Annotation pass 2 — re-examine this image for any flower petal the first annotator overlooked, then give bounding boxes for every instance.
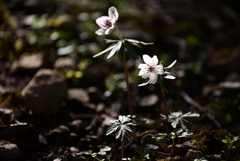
[105,26,114,35]
[139,69,150,79]
[142,54,152,64]
[166,60,177,69]
[149,73,158,84]
[96,16,111,29]
[155,64,164,75]
[138,63,147,69]
[108,6,119,21]
[95,29,106,35]
[138,80,150,86]
[152,55,159,64]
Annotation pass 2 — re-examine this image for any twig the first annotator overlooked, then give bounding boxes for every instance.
[181,91,222,128]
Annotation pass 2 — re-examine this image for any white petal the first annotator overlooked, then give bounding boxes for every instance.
[149,74,158,84]
[165,75,175,79]
[139,70,150,79]
[155,64,164,75]
[138,80,150,86]
[105,26,114,35]
[108,6,119,21]
[166,60,177,69]
[152,55,159,64]
[96,16,110,29]
[142,54,152,64]
[95,29,106,35]
[138,63,147,69]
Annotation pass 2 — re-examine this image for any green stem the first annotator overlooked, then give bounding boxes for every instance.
[121,141,124,160]
[171,137,175,160]
[122,51,133,115]
[115,25,124,42]
[161,87,168,133]
[117,25,137,143]
[122,47,137,143]
[106,155,111,161]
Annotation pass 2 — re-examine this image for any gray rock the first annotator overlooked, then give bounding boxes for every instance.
[139,94,159,107]
[54,57,77,69]
[21,69,67,114]
[11,52,47,75]
[69,119,84,132]
[0,141,21,160]
[184,149,203,161]
[51,125,70,135]
[67,88,89,103]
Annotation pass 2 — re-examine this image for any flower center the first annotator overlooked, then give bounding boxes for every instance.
[105,20,112,28]
[147,64,156,73]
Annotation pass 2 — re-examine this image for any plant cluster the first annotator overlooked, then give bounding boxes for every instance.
[84,6,202,161]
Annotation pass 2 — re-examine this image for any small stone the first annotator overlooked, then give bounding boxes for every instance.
[96,103,105,113]
[0,141,21,160]
[21,69,67,114]
[69,119,83,131]
[67,88,89,103]
[54,57,76,69]
[184,149,203,161]
[11,52,47,75]
[51,125,70,135]
[140,94,159,107]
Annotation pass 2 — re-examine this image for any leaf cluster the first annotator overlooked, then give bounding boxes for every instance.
[222,135,239,150]
[161,111,200,131]
[84,145,111,161]
[154,128,193,143]
[93,39,153,59]
[106,115,148,143]
[155,111,200,143]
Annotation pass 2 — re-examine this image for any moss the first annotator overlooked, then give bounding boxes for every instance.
[0,90,26,120]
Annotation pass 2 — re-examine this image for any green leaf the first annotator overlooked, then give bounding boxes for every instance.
[91,152,97,157]
[98,151,107,155]
[106,115,147,143]
[98,145,111,152]
[125,39,154,46]
[233,136,239,142]
[93,45,115,58]
[154,133,172,143]
[222,139,228,144]
[167,111,200,130]
[134,148,143,156]
[157,78,168,93]
[123,41,139,59]
[105,39,119,43]
[107,41,122,59]
[84,150,92,155]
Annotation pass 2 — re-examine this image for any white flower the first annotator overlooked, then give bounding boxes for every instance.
[138,54,176,86]
[138,54,164,86]
[95,6,119,35]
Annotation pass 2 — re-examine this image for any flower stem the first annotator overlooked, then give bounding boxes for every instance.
[121,141,124,160]
[171,137,175,160]
[122,52,133,115]
[116,25,137,143]
[122,48,137,143]
[115,25,123,42]
[161,87,168,133]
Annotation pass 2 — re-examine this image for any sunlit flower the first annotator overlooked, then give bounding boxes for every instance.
[95,6,119,35]
[138,54,176,86]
